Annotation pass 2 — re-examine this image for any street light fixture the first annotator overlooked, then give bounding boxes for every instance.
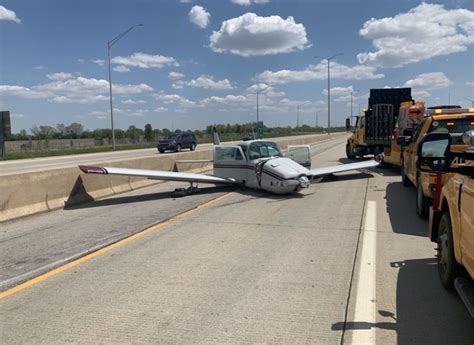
[108,23,143,150]
[315,53,343,135]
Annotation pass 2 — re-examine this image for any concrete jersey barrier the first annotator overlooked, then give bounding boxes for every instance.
[0,134,346,222]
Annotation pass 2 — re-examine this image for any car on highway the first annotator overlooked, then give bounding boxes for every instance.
[417,130,474,317]
[157,132,197,153]
[242,133,255,141]
[399,107,474,217]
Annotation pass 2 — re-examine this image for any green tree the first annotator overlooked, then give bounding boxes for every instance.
[144,123,153,142]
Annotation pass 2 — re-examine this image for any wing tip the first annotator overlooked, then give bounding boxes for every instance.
[79,165,108,174]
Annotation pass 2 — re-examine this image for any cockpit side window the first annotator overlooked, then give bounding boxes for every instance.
[248,142,282,160]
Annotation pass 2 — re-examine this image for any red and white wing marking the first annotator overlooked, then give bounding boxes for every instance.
[308,159,379,178]
[79,165,236,185]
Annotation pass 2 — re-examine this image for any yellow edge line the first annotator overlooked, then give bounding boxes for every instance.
[0,192,232,300]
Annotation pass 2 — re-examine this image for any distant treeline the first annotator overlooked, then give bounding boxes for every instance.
[8,122,345,142]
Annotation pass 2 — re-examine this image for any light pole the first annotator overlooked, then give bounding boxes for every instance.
[296,101,310,128]
[315,53,343,135]
[315,109,323,129]
[465,97,474,107]
[108,24,143,149]
[256,83,270,138]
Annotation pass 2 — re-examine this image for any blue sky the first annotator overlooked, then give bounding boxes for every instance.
[1,0,473,133]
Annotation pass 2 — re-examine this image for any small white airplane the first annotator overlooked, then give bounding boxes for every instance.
[79,130,379,195]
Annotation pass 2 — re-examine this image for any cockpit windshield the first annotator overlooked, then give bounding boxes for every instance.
[247,141,282,160]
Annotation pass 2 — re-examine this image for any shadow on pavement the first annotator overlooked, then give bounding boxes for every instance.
[332,258,474,344]
[64,185,233,210]
[385,181,427,237]
[319,172,373,183]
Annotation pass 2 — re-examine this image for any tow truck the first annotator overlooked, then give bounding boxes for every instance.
[417,130,474,318]
[399,107,474,217]
[346,88,423,166]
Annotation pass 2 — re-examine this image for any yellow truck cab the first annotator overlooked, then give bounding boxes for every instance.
[417,130,474,317]
[400,107,474,218]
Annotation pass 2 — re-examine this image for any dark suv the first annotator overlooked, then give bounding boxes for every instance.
[157,132,197,153]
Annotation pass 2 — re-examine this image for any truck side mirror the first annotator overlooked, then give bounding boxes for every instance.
[397,136,409,147]
[345,118,351,131]
[416,133,451,173]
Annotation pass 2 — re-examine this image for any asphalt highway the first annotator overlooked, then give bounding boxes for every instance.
[1,136,472,343]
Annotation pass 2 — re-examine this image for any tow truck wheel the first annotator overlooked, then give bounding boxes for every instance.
[416,177,429,218]
[346,142,356,159]
[401,162,410,187]
[437,212,458,289]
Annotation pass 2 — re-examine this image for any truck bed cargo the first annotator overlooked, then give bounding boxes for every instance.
[365,88,413,145]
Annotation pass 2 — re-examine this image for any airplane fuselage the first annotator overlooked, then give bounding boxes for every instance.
[213,141,311,194]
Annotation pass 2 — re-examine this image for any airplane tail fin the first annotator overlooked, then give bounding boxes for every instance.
[212,126,221,145]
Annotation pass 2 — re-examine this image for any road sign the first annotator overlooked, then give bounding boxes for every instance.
[257,121,264,138]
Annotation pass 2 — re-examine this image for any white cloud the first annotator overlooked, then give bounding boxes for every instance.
[91,59,105,67]
[188,5,210,29]
[111,52,178,69]
[0,75,153,104]
[322,86,354,102]
[412,90,432,99]
[11,113,25,118]
[169,72,185,80]
[154,107,168,112]
[231,0,270,5]
[0,5,21,23]
[246,83,285,98]
[77,58,85,64]
[466,81,474,86]
[126,109,150,117]
[34,65,45,70]
[210,13,310,56]
[180,0,192,3]
[403,72,452,90]
[113,65,130,73]
[257,60,384,85]
[200,94,252,107]
[185,75,234,90]
[154,93,199,109]
[121,99,146,104]
[357,3,474,67]
[46,72,75,81]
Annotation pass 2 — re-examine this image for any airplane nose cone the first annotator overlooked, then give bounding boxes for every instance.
[298,176,310,188]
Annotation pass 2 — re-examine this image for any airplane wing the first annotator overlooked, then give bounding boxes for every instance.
[308,159,379,178]
[79,165,236,185]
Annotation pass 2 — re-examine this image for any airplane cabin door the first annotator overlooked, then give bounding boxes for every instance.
[213,146,248,183]
[287,145,311,169]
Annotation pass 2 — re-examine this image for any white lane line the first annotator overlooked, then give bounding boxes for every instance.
[352,200,377,345]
